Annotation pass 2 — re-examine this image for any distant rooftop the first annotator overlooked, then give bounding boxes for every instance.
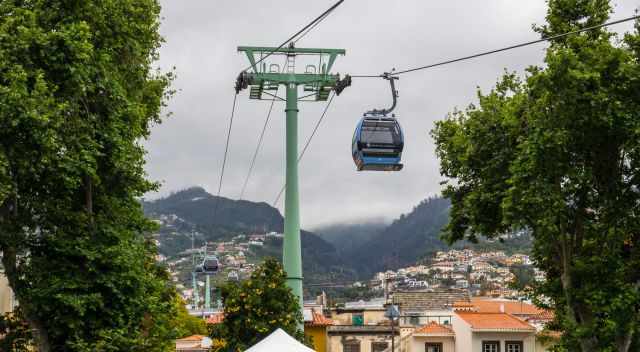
[393,289,470,312]
[343,297,386,310]
[414,321,455,336]
[456,312,535,331]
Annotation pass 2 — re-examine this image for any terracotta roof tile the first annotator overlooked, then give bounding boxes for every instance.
[456,312,535,331]
[206,313,224,325]
[454,297,552,318]
[414,322,454,335]
[305,309,333,327]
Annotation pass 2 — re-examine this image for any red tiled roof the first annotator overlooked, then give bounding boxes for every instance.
[456,312,535,331]
[527,310,555,321]
[454,297,552,318]
[206,313,224,325]
[305,309,333,327]
[414,322,454,335]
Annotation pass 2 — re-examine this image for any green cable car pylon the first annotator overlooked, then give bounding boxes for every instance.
[235,44,350,328]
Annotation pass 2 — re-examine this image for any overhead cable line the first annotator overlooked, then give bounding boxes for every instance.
[239,58,293,200]
[351,15,640,78]
[239,89,279,200]
[273,92,336,206]
[241,0,344,73]
[212,93,238,223]
[293,11,331,45]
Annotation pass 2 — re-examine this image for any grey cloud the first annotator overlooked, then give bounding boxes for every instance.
[145,0,638,227]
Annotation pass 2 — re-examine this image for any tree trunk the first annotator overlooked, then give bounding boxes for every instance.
[84,174,93,225]
[0,192,52,352]
[1,246,51,352]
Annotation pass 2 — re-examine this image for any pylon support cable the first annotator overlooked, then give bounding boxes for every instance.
[213,93,238,222]
[241,0,344,73]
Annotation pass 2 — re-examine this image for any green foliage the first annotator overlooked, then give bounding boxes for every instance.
[0,0,177,350]
[144,187,356,285]
[174,298,208,337]
[509,265,535,291]
[431,1,640,350]
[346,197,451,276]
[218,258,305,351]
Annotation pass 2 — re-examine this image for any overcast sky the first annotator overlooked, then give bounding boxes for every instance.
[145,0,638,228]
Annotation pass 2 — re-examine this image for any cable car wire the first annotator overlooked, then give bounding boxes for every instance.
[233,1,344,203]
[241,0,344,73]
[351,14,640,78]
[239,90,278,200]
[239,58,292,201]
[212,93,238,223]
[293,11,331,45]
[273,92,336,206]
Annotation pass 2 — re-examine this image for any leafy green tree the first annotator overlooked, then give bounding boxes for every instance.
[0,0,176,350]
[432,1,640,350]
[218,258,305,351]
[509,265,535,291]
[174,297,208,337]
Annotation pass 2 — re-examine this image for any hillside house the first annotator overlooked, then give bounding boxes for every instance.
[452,312,536,352]
[392,289,470,326]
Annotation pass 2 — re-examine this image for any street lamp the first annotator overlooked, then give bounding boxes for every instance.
[384,304,400,352]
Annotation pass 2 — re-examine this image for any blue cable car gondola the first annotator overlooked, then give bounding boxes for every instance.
[352,73,404,171]
[201,255,220,274]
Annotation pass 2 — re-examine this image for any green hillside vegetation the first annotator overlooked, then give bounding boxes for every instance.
[144,187,356,284]
[314,220,388,253]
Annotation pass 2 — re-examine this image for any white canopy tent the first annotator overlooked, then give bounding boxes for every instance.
[244,328,314,352]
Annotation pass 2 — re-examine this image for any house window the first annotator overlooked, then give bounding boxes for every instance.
[482,341,500,352]
[409,314,420,326]
[506,341,523,352]
[352,312,364,326]
[372,342,388,352]
[343,341,360,352]
[425,342,443,352]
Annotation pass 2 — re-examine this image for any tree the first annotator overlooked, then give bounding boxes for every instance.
[218,258,305,351]
[431,1,640,350]
[509,265,535,291]
[174,298,208,337]
[0,0,176,350]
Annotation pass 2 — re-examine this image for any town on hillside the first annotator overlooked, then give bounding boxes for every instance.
[3,0,638,351]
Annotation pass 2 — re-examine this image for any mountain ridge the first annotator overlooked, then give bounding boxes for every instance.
[143,187,355,284]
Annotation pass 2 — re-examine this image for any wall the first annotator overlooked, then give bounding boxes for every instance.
[327,334,392,352]
[410,336,455,352]
[306,326,327,352]
[0,273,14,314]
[451,315,473,352]
[330,310,386,326]
[470,332,535,352]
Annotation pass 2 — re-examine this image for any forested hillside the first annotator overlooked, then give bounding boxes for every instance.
[144,187,355,283]
[344,197,452,277]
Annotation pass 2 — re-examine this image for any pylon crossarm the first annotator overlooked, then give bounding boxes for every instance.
[238,46,345,74]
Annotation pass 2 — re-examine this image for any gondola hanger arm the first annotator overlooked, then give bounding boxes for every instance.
[366,71,399,116]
